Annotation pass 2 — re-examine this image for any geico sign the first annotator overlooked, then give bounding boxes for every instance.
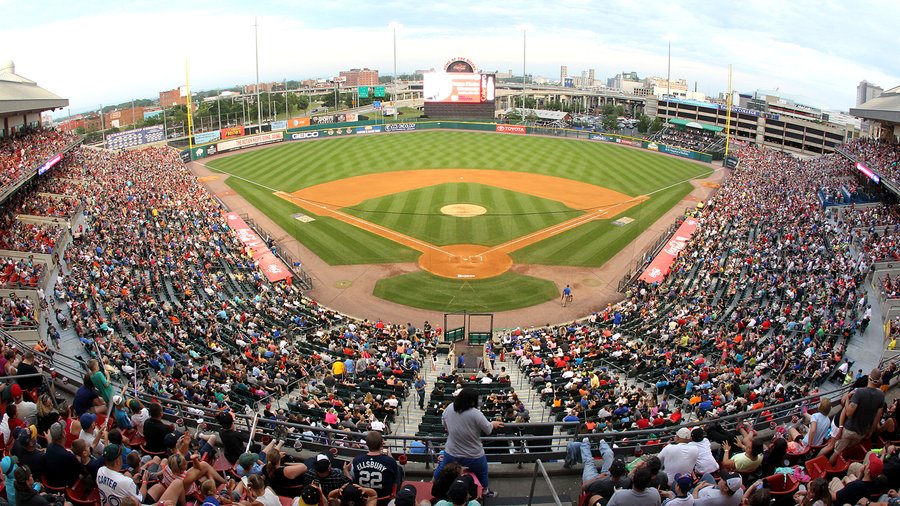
[291,132,320,140]
[495,124,526,134]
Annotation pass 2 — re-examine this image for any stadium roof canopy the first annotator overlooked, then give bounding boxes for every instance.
[0,60,68,115]
[850,85,900,124]
[668,117,723,133]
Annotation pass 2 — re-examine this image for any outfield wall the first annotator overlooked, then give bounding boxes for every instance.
[182,120,713,163]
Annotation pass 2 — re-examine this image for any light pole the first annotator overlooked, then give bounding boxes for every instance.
[667,39,671,97]
[217,96,222,129]
[254,17,262,130]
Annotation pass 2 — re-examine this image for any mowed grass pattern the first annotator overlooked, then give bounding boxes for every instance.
[205,131,711,266]
[373,271,560,312]
[343,183,582,246]
[207,131,709,196]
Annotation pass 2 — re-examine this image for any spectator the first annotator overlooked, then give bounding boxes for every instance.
[607,466,661,506]
[42,421,82,489]
[431,387,504,498]
[831,368,884,465]
[658,427,700,487]
[693,472,743,506]
[350,431,401,503]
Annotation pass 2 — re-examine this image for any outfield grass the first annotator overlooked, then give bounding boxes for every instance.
[343,182,582,246]
[206,131,709,196]
[373,271,560,312]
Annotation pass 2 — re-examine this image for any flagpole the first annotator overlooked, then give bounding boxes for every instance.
[724,64,733,160]
[186,59,194,153]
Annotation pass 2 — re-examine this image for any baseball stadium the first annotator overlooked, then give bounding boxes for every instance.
[0,10,900,506]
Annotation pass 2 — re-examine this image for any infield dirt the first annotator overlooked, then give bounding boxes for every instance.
[275,169,646,279]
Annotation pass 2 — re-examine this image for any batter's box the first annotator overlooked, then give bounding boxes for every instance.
[449,256,460,263]
[612,217,635,226]
[292,213,316,223]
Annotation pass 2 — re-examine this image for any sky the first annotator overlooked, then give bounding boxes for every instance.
[2,0,899,114]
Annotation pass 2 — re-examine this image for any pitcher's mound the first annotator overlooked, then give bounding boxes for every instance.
[440,204,487,218]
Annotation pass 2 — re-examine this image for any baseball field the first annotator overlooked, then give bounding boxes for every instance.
[204,130,711,312]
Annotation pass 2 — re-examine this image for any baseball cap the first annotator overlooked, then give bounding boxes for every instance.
[674,473,693,493]
[394,484,418,506]
[80,413,97,430]
[113,395,124,406]
[609,459,628,477]
[17,425,36,446]
[0,456,16,474]
[295,486,320,506]
[314,453,331,473]
[447,478,470,504]
[720,471,742,492]
[103,444,123,463]
[238,452,259,470]
[10,384,22,397]
[164,432,181,450]
[675,427,691,440]
[868,453,884,477]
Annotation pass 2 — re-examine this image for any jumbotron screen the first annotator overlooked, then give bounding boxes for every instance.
[424,72,495,103]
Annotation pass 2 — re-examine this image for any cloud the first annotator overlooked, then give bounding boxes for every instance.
[2,0,899,112]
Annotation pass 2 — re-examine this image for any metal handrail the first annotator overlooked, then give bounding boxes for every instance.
[528,459,563,506]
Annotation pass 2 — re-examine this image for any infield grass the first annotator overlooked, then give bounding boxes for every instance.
[373,271,560,312]
[343,182,582,246]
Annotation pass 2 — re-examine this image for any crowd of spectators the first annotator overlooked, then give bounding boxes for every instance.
[650,127,721,152]
[0,220,62,255]
[0,256,45,289]
[0,128,79,192]
[504,146,875,453]
[844,138,900,183]
[0,292,37,330]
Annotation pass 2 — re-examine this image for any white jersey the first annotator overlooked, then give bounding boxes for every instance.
[97,466,142,505]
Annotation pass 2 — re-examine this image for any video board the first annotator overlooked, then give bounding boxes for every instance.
[424,72,495,103]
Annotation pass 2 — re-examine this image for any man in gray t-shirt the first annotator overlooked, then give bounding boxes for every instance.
[432,388,504,498]
[832,368,885,464]
[607,467,660,506]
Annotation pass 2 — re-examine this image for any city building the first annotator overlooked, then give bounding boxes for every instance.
[339,68,379,87]
[560,65,567,85]
[159,87,188,108]
[588,68,595,87]
[104,106,147,129]
[607,72,651,96]
[857,80,884,107]
[850,84,900,142]
[647,95,853,155]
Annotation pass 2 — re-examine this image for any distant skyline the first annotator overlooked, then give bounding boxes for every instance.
[3,0,899,114]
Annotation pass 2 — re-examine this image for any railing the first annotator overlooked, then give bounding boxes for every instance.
[239,213,313,289]
[528,460,563,506]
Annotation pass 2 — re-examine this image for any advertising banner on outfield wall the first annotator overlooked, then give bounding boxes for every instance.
[217,132,283,153]
[194,131,221,145]
[659,144,694,159]
[220,126,245,139]
[224,213,292,283]
[638,218,699,284]
[323,127,356,137]
[355,126,382,135]
[270,120,288,131]
[589,134,616,142]
[495,124,526,134]
[287,131,321,141]
[288,117,311,129]
[384,123,417,132]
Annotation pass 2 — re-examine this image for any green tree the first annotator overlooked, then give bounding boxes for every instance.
[636,114,651,134]
[602,115,619,131]
[649,117,665,133]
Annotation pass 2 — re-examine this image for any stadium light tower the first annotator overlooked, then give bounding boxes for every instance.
[664,33,678,97]
[254,17,262,130]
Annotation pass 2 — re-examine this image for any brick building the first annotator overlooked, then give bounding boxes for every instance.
[339,68,379,87]
[159,87,187,108]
